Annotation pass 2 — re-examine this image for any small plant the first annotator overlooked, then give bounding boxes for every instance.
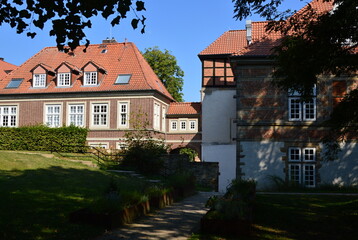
[179,148,198,162]
[204,179,256,221]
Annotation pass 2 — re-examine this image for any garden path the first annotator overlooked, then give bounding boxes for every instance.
[94,191,216,240]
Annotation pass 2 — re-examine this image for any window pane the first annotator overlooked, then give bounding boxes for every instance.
[289,164,301,184]
[303,164,315,187]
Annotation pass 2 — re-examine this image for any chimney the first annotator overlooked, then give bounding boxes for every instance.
[246,20,252,45]
[0,57,4,61]
[102,37,117,44]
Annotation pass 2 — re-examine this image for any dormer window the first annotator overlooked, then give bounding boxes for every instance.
[58,73,71,87]
[33,74,46,87]
[84,71,98,85]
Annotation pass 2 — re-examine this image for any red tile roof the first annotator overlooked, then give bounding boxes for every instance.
[199,30,247,56]
[0,42,174,100]
[199,0,334,57]
[167,102,201,115]
[0,59,17,80]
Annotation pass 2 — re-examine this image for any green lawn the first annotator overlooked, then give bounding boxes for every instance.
[191,194,358,240]
[0,151,144,240]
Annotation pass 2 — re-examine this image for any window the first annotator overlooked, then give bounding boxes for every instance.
[68,104,84,127]
[189,120,196,130]
[0,106,17,127]
[58,73,71,86]
[180,120,186,130]
[288,86,316,121]
[288,147,316,187]
[115,74,131,84]
[6,78,23,89]
[84,72,98,85]
[162,106,166,132]
[171,121,178,130]
[154,103,160,130]
[92,103,108,126]
[118,102,129,128]
[33,74,46,87]
[46,104,61,127]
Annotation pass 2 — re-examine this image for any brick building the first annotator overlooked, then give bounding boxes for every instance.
[0,40,201,157]
[199,0,357,191]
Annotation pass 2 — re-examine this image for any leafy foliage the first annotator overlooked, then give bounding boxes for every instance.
[143,46,184,102]
[122,110,169,175]
[0,125,88,152]
[179,147,198,162]
[0,0,146,51]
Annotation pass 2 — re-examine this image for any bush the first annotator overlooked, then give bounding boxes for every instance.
[0,125,88,152]
[205,179,256,221]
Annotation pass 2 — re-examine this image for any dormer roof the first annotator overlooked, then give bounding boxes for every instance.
[167,102,201,115]
[0,42,174,100]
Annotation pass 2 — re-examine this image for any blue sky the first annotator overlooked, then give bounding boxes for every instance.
[0,0,306,102]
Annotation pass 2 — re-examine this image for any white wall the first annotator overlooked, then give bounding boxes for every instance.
[241,141,285,189]
[201,88,237,192]
[202,89,236,143]
[320,142,358,186]
[202,143,236,192]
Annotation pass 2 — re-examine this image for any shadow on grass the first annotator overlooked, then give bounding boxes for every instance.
[0,166,114,240]
[252,194,358,240]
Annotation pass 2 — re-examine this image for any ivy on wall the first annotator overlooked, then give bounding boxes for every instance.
[0,125,88,152]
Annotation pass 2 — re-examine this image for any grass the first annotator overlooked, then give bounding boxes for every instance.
[0,150,150,240]
[190,194,358,240]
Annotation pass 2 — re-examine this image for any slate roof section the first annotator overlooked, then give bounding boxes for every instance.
[0,58,17,80]
[167,102,201,115]
[199,0,334,57]
[0,42,174,100]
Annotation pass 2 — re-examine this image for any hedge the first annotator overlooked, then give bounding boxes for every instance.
[0,125,88,153]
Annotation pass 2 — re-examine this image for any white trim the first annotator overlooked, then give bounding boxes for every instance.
[118,101,130,129]
[179,120,187,130]
[303,98,317,121]
[67,102,86,127]
[288,163,301,184]
[57,72,71,87]
[303,164,316,187]
[88,142,109,149]
[84,71,98,86]
[44,103,63,127]
[288,147,301,162]
[303,148,316,162]
[90,101,110,129]
[162,106,166,132]
[170,120,178,131]
[153,102,160,130]
[0,96,170,105]
[33,73,46,88]
[0,104,19,127]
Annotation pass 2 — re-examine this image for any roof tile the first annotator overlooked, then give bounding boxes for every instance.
[0,42,174,100]
[167,102,201,115]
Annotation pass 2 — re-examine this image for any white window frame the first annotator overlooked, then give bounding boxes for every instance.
[68,103,85,127]
[288,147,317,187]
[84,71,98,86]
[58,72,71,87]
[116,142,128,150]
[153,102,160,130]
[180,120,186,130]
[170,120,178,131]
[0,105,18,127]
[189,120,197,131]
[288,86,317,121]
[33,73,46,87]
[91,103,109,128]
[45,104,62,127]
[288,164,301,185]
[162,106,166,132]
[118,101,129,128]
[89,142,109,149]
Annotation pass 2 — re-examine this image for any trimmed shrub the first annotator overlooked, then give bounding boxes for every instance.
[0,125,88,152]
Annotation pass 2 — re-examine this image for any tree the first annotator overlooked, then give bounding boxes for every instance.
[143,46,185,102]
[232,0,357,158]
[0,0,146,51]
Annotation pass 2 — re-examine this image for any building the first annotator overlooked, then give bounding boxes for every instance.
[0,40,201,157]
[199,0,357,191]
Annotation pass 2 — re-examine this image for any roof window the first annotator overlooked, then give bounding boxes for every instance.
[115,74,131,84]
[6,78,23,89]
